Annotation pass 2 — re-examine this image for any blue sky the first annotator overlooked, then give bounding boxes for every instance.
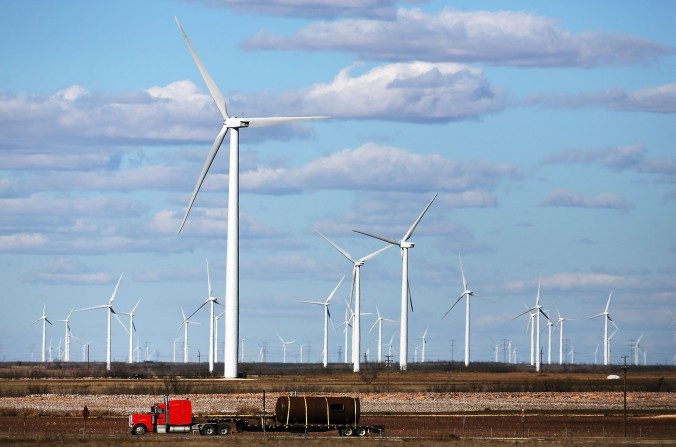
[1,0,674,366]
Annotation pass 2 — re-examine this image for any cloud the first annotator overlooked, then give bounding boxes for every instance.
[231,61,504,122]
[32,257,113,285]
[0,233,47,252]
[243,8,671,67]
[0,152,119,171]
[525,82,676,113]
[190,0,400,19]
[240,143,521,194]
[541,144,676,183]
[541,189,632,210]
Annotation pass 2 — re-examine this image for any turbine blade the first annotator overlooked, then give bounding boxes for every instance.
[369,319,379,333]
[408,277,414,312]
[512,308,534,320]
[352,229,400,246]
[588,313,604,319]
[458,253,467,290]
[605,291,613,312]
[174,17,228,119]
[206,258,213,298]
[441,294,464,320]
[178,124,228,233]
[45,318,53,326]
[132,321,137,332]
[348,267,356,312]
[402,193,438,241]
[295,300,324,305]
[131,299,142,314]
[314,230,356,263]
[113,311,128,334]
[325,275,345,304]
[186,301,208,321]
[539,308,550,321]
[359,244,392,263]
[109,273,124,304]
[77,305,108,312]
[245,116,330,128]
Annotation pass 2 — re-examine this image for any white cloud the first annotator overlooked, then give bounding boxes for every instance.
[0,233,47,251]
[526,82,676,113]
[506,272,632,293]
[243,8,671,67]
[541,189,632,210]
[240,143,521,194]
[192,0,399,19]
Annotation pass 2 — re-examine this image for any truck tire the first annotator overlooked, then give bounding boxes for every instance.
[357,427,367,437]
[132,424,147,435]
[201,424,216,436]
[342,427,353,436]
[217,424,230,435]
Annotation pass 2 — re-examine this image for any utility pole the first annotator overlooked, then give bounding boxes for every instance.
[450,339,454,362]
[621,355,628,437]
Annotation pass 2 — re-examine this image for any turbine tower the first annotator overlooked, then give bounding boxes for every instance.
[178,306,200,363]
[32,304,53,363]
[419,327,429,363]
[513,276,549,372]
[369,306,396,363]
[184,259,220,373]
[589,291,615,365]
[314,230,390,372]
[296,275,344,368]
[555,307,574,365]
[76,274,127,371]
[118,299,141,364]
[56,309,74,362]
[634,334,644,366]
[174,18,329,379]
[442,253,485,366]
[353,193,438,370]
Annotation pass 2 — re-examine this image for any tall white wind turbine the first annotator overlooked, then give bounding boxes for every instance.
[441,254,487,366]
[546,312,554,365]
[56,309,74,362]
[419,327,429,363]
[184,259,220,373]
[296,275,344,368]
[353,193,438,370]
[314,230,390,372]
[278,335,295,363]
[369,306,396,363]
[634,334,644,366]
[76,274,127,371]
[513,277,549,372]
[555,307,574,365]
[178,306,200,363]
[174,18,329,379]
[118,299,141,364]
[589,291,615,365]
[32,304,53,363]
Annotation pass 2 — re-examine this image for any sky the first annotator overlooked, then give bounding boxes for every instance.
[1,0,674,366]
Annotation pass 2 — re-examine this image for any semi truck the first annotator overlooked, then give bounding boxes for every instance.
[129,394,384,437]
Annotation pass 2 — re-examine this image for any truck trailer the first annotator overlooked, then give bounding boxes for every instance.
[129,395,383,437]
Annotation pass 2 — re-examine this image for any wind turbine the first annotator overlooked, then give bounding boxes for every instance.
[178,306,200,363]
[546,311,554,365]
[174,18,329,379]
[634,334,644,366]
[589,291,615,365]
[76,274,127,371]
[214,311,224,363]
[555,307,574,365]
[278,335,295,363]
[513,276,549,372]
[607,327,619,363]
[118,299,141,364]
[419,327,429,363]
[353,193,438,370]
[387,332,397,359]
[32,304,53,363]
[314,230,390,372]
[55,309,74,362]
[369,306,396,363]
[184,259,220,373]
[594,343,600,365]
[441,253,487,366]
[296,275,344,368]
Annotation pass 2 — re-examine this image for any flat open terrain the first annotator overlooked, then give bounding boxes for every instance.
[0,363,673,445]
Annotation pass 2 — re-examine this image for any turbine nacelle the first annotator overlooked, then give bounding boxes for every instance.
[224,117,250,128]
[400,241,414,249]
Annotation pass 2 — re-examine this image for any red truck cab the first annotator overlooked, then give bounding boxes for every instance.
[129,396,194,435]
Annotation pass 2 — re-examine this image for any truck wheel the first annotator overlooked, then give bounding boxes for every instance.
[357,427,367,437]
[132,424,147,435]
[342,427,353,436]
[202,424,216,436]
[217,425,230,435]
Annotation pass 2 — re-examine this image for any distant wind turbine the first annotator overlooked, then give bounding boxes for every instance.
[278,335,295,363]
[369,306,396,363]
[76,274,127,371]
[296,275,344,368]
[419,327,429,363]
[513,276,549,372]
[174,18,329,379]
[55,309,74,362]
[555,307,574,365]
[32,304,53,363]
[589,291,616,365]
[184,259,220,373]
[178,306,200,363]
[353,193,438,370]
[634,334,644,366]
[314,230,390,372]
[118,299,141,364]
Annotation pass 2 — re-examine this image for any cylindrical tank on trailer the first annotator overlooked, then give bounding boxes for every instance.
[275,396,359,426]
